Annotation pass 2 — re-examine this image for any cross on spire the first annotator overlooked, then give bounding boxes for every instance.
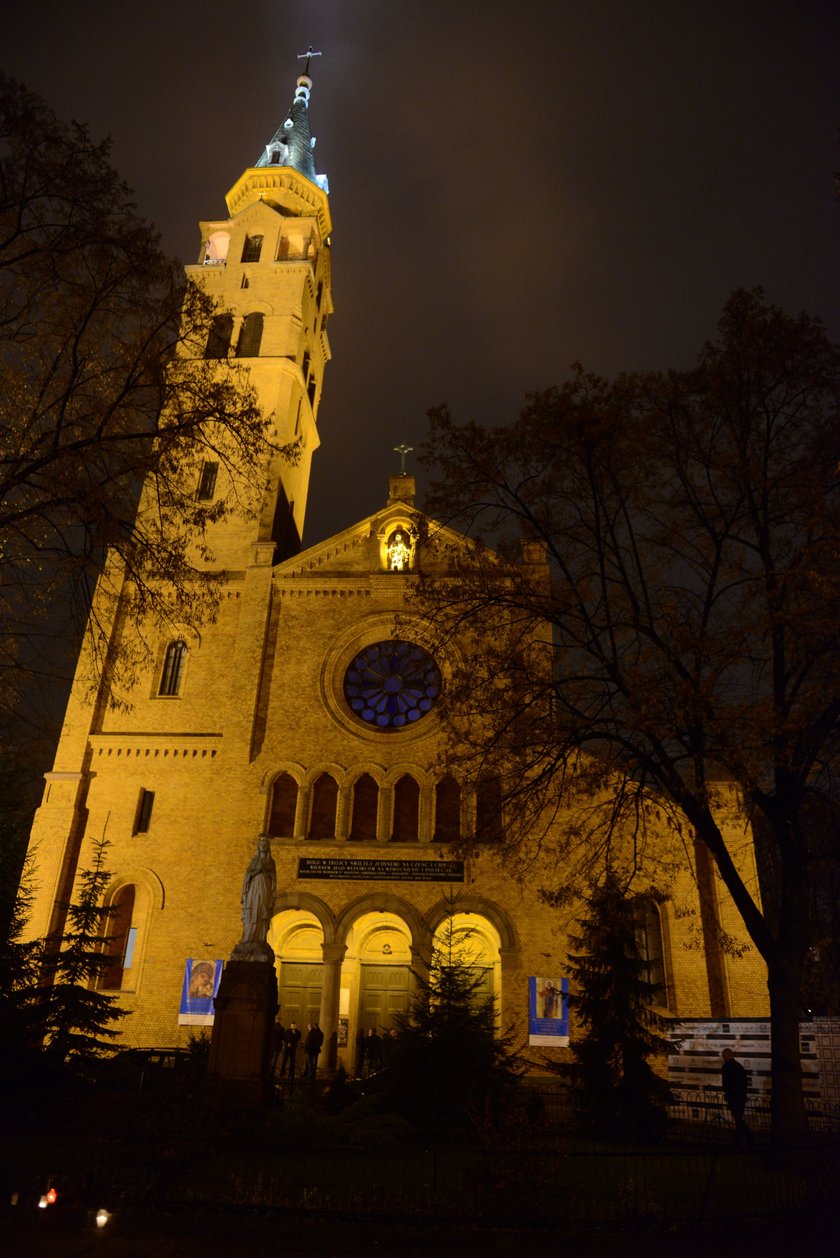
[393,443,414,475]
[297,46,322,75]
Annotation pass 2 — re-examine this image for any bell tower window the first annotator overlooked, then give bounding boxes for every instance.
[204,314,233,359]
[237,312,264,358]
[241,234,263,263]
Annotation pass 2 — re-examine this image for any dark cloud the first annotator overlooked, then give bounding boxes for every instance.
[6,0,839,544]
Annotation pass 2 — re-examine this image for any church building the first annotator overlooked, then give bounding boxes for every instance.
[24,63,769,1075]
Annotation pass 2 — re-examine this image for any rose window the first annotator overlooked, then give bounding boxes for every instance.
[343,640,440,729]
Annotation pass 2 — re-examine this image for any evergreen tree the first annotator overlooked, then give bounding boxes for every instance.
[566,875,672,1139]
[0,850,45,1078]
[383,910,521,1138]
[35,837,128,1065]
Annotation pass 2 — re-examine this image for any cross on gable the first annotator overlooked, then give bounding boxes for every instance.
[393,443,414,474]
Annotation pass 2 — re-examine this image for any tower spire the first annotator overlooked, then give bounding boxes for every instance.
[256,51,329,193]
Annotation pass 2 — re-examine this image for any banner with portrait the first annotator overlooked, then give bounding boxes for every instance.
[528,975,569,1046]
[178,958,224,1025]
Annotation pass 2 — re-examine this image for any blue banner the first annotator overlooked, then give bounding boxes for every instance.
[178,958,224,1026]
[528,975,569,1046]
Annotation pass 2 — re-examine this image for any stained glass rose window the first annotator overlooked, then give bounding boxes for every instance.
[344,640,440,729]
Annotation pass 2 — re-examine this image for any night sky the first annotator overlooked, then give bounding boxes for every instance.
[6,1,840,547]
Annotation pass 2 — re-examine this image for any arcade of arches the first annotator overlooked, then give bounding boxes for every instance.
[267,898,505,1072]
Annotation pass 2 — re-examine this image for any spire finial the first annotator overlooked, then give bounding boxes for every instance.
[393,443,414,475]
[297,45,322,76]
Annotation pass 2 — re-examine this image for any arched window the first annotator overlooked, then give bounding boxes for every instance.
[349,773,378,842]
[204,314,233,358]
[197,460,218,501]
[268,773,298,837]
[203,230,230,264]
[236,312,264,358]
[476,776,503,842]
[98,885,136,991]
[434,776,461,843]
[633,898,670,1009]
[308,773,338,840]
[392,774,420,842]
[159,641,186,696]
[241,234,263,263]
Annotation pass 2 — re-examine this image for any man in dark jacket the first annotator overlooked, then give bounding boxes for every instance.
[303,1022,324,1077]
[721,1048,750,1142]
[281,1022,301,1080]
[270,1017,285,1078]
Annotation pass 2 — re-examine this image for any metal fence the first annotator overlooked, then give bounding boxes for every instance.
[523,1077,840,1145]
[8,1133,838,1227]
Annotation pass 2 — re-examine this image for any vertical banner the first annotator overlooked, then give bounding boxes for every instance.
[528,975,569,1046]
[178,958,224,1025]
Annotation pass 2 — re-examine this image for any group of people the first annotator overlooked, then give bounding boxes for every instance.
[273,1015,751,1140]
[271,1019,324,1082]
[270,1019,399,1084]
[356,1025,398,1077]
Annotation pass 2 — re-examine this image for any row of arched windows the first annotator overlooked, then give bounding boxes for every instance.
[267,771,503,844]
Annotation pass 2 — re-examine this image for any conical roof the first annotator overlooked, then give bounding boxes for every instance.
[255,72,328,193]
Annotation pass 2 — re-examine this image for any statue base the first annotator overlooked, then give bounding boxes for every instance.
[207,958,277,1103]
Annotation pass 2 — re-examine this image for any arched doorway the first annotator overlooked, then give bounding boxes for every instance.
[268,910,324,1031]
[431,913,503,1022]
[344,911,413,1074]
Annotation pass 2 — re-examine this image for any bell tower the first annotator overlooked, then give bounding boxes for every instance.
[186,57,333,565]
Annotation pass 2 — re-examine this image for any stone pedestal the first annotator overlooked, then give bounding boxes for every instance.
[207,958,278,1102]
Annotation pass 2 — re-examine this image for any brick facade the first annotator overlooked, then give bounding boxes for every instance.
[23,68,769,1074]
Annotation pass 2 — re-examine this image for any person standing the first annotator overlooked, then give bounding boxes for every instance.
[270,1017,285,1078]
[366,1027,382,1074]
[721,1048,750,1142]
[303,1022,324,1077]
[281,1021,301,1080]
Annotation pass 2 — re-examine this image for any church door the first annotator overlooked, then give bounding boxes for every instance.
[278,961,324,1029]
[357,964,411,1069]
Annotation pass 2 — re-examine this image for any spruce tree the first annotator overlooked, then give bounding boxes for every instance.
[566,874,672,1139]
[36,837,128,1066]
[384,909,520,1138]
[0,851,45,1078]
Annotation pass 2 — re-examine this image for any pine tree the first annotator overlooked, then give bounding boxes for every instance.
[0,850,45,1078]
[35,838,128,1065]
[384,909,521,1138]
[566,875,672,1139]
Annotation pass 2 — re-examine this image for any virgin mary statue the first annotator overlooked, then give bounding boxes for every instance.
[240,835,276,945]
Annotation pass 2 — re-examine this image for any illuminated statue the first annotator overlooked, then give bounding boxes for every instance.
[240,835,276,945]
[387,530,412,571]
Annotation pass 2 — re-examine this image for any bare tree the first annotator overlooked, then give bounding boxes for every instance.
[418,289,840,1142]
[0,75,288,731]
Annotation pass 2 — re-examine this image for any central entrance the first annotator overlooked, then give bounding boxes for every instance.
[346,911,414,1073]
[359,963,411,1033]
